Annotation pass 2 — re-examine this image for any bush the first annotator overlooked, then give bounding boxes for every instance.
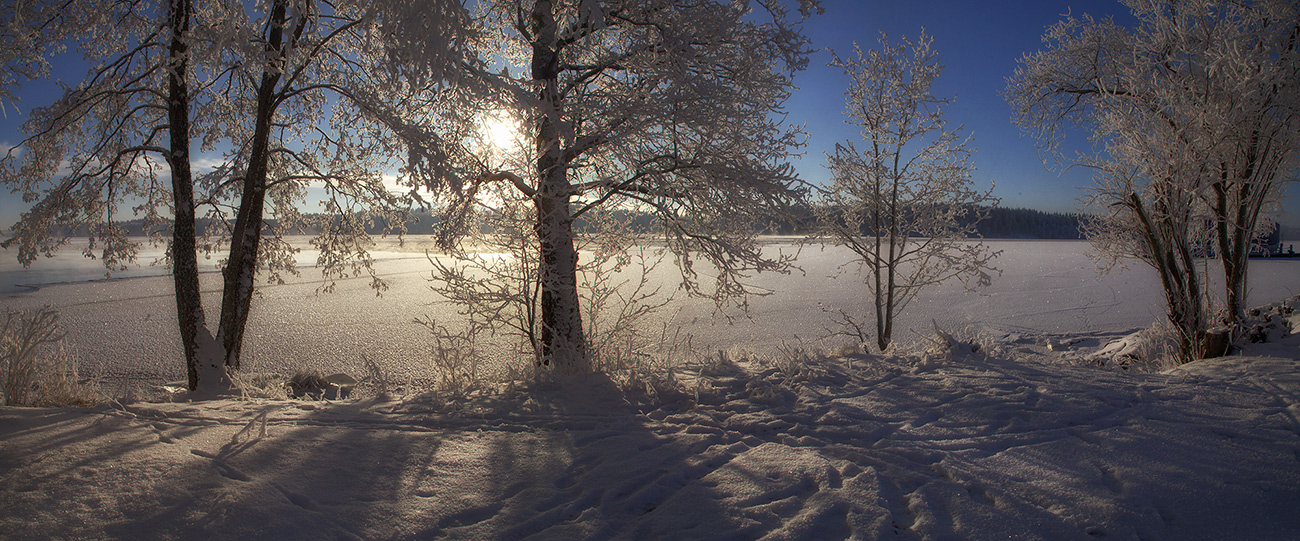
[1,306,99,407]
[1087,321,1183,372]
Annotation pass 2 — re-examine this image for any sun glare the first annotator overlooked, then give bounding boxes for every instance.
[478,111,522,156]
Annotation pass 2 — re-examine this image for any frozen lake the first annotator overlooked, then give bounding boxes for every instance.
[3,237,1299,390]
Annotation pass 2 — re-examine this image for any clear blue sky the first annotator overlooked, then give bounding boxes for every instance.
[2,0,1296,228]
[786,0,1297,227]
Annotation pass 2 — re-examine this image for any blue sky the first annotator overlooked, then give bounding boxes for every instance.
[785,0,1297,226]
[786,0,1125,213]
[2,0,1296,228]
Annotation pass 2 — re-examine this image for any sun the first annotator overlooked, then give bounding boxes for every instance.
[478,111,522,155]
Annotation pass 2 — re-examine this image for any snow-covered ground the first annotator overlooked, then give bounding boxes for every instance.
[3,326,1298,538]
[3,238,1299,391]
[3,239,1300,538]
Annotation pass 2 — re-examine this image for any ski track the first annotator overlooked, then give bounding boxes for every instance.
[4,344,1300,539]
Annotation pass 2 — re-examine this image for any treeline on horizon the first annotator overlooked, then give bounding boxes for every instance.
[42,205,1300,244]
[70,206,1092,241]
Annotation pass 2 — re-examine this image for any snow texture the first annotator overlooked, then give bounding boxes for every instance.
[3,333,1299,539]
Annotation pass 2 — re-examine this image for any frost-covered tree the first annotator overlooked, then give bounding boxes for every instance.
[1007,0,1300,360]
[424,0,821,375]
[1,0,478,392]
[818,32,998,352]
[206,0,484,373]
[1,0,240,391]
[1164,0,1300,326]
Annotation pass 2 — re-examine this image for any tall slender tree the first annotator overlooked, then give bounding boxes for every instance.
[205,0,488,372]
[0,0,242,390]
[819,32,998,352]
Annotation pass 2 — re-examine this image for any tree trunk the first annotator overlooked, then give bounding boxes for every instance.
[882,173,901,352]
[531,0,588,374]
[536,190,587,373]
[1211,130,1274,330]
[1130,192,1205,362]
[216,0,288,370]
[1228,177,1258,329]
[872,201,888,352]
[165,0,220,391]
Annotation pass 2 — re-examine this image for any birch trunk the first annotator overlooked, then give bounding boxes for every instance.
[165,0,221,390]
[216,0,288,370]
[531,0,588,373]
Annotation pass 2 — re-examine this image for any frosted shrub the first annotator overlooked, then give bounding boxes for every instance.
[228,372,289,400]
[1,307,99,407]
[772,339,819,379]
[901,320,987,366]
[604,324,697,403]
[359,354,393,399]
[581,238,673,375]
[34,344,101,407]
[1089,322,1183,372]
[1129,322,1186,372]
[416,317,483,396]
[427,202,681,394]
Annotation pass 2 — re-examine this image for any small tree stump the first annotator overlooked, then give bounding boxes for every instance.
[1201,329,1231,358]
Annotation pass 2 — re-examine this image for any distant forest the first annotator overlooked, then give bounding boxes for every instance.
[43,207,1300,243]
[969,207,1085,240]
[87,206,1088,240]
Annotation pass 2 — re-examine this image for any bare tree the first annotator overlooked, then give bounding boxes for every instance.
[818,32,998,352]
[1006,0,1299,360]
[421,0,821,375]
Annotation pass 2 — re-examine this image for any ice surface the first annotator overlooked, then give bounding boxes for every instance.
[2,239,1297,390]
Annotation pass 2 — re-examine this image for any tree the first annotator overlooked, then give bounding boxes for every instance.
[1,0,240,391]
[425,183,674,375]
[205,0,470,372]
[1006,0,1300,360]
[817,32,998,352]
[1168,0,1300,326]
[1,0,478,392]
[424,0,821,375]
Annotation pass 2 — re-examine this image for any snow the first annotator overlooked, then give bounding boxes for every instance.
[3,239,1300,537]
[3,328,1300,538]
[3,238,1299,393]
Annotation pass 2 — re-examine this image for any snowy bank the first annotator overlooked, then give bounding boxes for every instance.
[3,335,1299,539]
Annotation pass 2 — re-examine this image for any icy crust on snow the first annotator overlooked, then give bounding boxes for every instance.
[4,345,1300,539]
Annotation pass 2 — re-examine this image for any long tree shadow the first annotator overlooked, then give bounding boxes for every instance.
[61,374,734,539]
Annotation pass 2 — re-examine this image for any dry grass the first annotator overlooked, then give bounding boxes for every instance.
[2,307,100,407]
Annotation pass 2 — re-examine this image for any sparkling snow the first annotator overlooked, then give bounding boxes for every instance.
[2,338,1299,538]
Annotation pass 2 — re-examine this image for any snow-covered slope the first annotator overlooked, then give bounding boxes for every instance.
[4,335,1298,539]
